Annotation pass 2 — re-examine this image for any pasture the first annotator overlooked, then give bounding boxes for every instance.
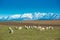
[0,26,60,40]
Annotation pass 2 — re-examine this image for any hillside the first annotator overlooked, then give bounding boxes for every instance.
[0,20,60,26]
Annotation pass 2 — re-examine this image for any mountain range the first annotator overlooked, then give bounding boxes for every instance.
[0,12,60,21]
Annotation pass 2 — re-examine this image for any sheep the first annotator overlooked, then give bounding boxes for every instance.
[49,26,53,30]
[30,26,33,29]
[45,26,54,30]
[24,25,34,29]
[38,26,41,29]
[18,27,22,30]
[8,27,14,34]
[37,26,45,31]
[24,25,29,29]
[28,26,34,29]
[46,27,49,30]
[33,26,37,29]
[40,27,45,31]
[28,26,31,28]
[37,26,42,30]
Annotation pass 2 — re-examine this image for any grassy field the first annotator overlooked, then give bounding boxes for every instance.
[0,26,60,40]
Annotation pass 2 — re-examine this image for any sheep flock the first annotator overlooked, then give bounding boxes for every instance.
[8,25,54,34]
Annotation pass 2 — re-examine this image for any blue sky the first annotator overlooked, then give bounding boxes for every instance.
[0,0,60,16]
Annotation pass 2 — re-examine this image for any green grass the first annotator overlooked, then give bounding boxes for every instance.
[0,26,60,40]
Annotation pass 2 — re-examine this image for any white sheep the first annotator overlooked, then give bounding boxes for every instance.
[33,26,37,28]
[40,27,45,31]
[38,26,45,31]
[24,25,29,29]
[45,26,54,30]
[38,26,41,29]
[28,26,31,28]
[46,27,49,30]
[37,26,41,29]
[30,26,33,29]
[28,26,34,29]
[18,27,22,30]
[49,26,53,30]
[8,27,14,34]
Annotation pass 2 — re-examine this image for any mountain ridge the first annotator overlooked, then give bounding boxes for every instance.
[0,12,60,21]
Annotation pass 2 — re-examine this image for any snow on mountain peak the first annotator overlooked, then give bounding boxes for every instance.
[8,14,21,20]
[0,12,60,20]
[34,12,46,18]
[21,13,33,19]
[10,14,21,18]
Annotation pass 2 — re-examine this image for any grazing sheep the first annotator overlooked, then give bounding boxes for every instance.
[33,26,37,29]
[8,27,14,34]
[46,27,49,30]
[18,27,22,30]
[28,26,31,28]
[45,26,54,30]
[28,26,34,29]
[38,26,45,31]
[30,26,33,29]
[37,26,42,29]
[49,26,53,30]
[24,25,29,29]
[40,27,45,31]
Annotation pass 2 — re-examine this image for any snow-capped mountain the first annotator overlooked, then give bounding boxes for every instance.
[8,14,21,20]
[0,12,60,21]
